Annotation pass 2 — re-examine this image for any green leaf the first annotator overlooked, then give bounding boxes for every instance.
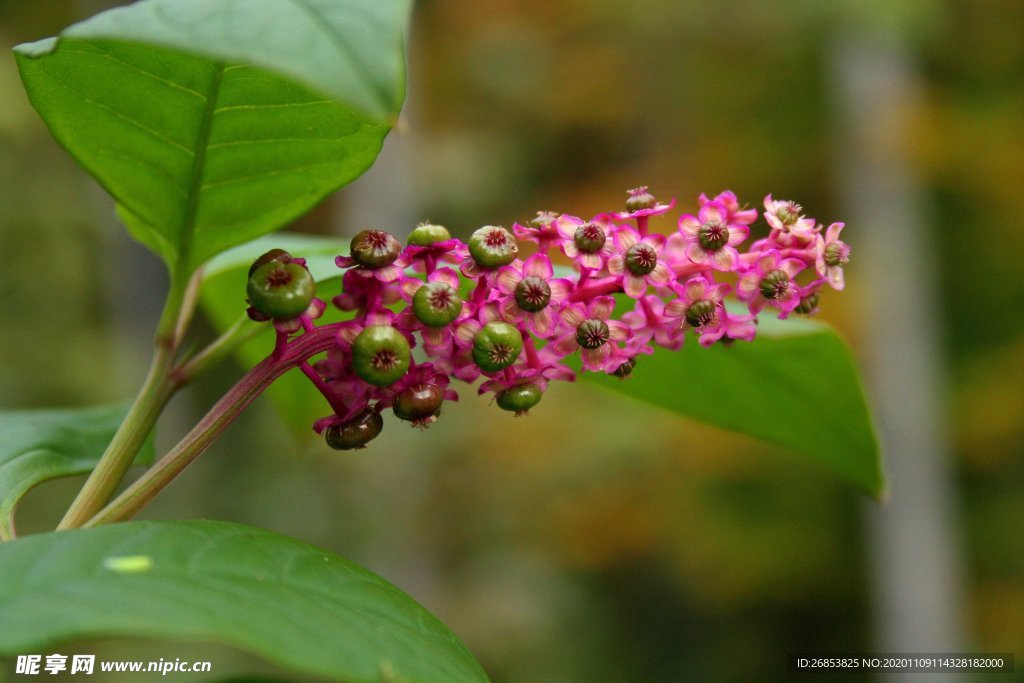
[13,0,409,275]
[201,234,351,433]
[583,314,886,497]
[0,520,489,683]
[0,405,155,541]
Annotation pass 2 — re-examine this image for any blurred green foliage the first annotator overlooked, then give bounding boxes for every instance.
[1,0,1021,681]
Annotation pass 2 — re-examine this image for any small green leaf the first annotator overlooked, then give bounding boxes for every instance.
[0,405,155,541]
[201,234,351,433]
[583,314,886,497]
[14,0,409,275]
[0,520,489,683]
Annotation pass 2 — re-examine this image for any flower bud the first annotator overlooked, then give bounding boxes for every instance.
[408,222,451,246]
[685,299,718,328]
[612,357,636,378]
[247,261,316,320]
[324,410,383,450]
[573,222,607,254]
[824,242,850,267]
[576,319,610,349]
[697,222,729,251]
[496,383,543,415]
[352,325,411,386]
[468,226,518,269]
[472,321,523,372]
[413,282,463,327]
[514,277,552,312]
[625,186,657,212]
[350,229,402,269]
[393,384,445,422]
[795,292,820,315]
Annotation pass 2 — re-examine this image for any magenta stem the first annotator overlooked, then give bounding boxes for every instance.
[299,361,349,416]
[569,276,622,302]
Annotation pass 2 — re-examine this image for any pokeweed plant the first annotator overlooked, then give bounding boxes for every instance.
[0,1,882,681]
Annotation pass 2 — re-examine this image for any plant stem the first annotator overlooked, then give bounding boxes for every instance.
[83,323,342,527]
[173,314,262,385]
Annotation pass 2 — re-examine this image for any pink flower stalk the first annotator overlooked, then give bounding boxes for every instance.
[671,200,749,271]
[405,239,468,274]
[621,294,686,350]
[607,229,673,298]
[376,362,458,426]
[815,222,850,290]
[495,254,572,336]
[616,186,676,222]
[553,295,632,372]
[736,250,805,319]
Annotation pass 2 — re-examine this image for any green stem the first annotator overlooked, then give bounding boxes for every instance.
[84,323,341,527]
[173,315,262,386]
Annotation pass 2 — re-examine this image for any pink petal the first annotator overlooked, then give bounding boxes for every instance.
[401,279,422,299]
[531,308,554,336]
[678,215,701,238]
[432,267,461,290]
[623,273,647,298]
[562,241,579,258]
[496,266,522,294]
[422,327,446,346]
[591,296,616,320]
[455,320,481,346]
[780,258,806,278]
[581,344,611,371]
[664,299,687,318]
[828,267,846,291]
[500,299,525,322]
[561,304,586,328]
[615,228,639,250]
[553,334,580,356]
[711,247,739,271]
[685,242,708,264]
[683,277,708,301]
[726,225,749,246]
[756,251,779,273]
[607,319,630,341]
[548,278,572,302]
[524,254,554,278]
[647,262,671,286]
[736,272,759,300]
[607,255,625,276]
[641,233,666,251]
[698,201,727,225]
[580,252,603,270]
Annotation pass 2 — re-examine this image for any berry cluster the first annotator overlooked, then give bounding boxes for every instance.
[244,188,850,450]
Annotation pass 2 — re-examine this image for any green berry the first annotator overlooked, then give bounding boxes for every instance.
[795,292,820,315]
[350,229,402,269]
[514,277,551,313]
[412,282,463,327]
[408,223,451,246]
[472,321,522,372]
[685,299,718,328]
[496,383,543,414]
[248,248,292,278]
[352,325,411,386]
[573,222,607,254]
[611,358,636,378]
[576,319,610,349]
[324,410,383,450]
[247,262,316,320]
[393,384,444,422]
[624,243,658,276]
[468,226,517,269]
[759,270,791,300]
[625,187,657,212]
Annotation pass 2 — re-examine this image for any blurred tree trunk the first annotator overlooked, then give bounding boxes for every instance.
[831,24,968,680]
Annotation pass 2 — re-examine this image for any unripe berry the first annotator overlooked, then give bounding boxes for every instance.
[496,383,543,415]
[759,270,791,300]
[248,248,292,277]
[685,299,718,328]
[412,282,462,327]
[324,410,383,450]
[352,325,411,386]
[472,321,522,372]
[624,243,658,276]
[393,384,445,422]
[573,222,606,254]
[697,221,729,251]
[795,292,820,315]
[612,358,636,378]
[247,261,316,320]
[350,229,402,269]
[408,223,451,246]
[468,226,517,269]
[625,186,657,212]
[514,277,551,312]
[575,319,610,349]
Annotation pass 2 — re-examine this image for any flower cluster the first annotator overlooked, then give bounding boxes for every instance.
[244,188,850,450]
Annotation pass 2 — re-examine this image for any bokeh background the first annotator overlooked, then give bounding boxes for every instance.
[1,0,1022,681]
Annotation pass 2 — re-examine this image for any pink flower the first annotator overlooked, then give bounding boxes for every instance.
[553,296,632,371]
[815,222,850,290]
[513,211,564,252]
[699,190,758,226]
[763,195,817,243]
[494,254,572,337]
[396,267,465,347]
[607,229,673,298]
[672,200,749,271]
[555,213,618,271]
[335,252,411,284]
[616,186,676,221]
[621,295,686,350]
[375,362,459,426]
[664,276,733,347]
[736,250,805,318]
[405,239,468,274]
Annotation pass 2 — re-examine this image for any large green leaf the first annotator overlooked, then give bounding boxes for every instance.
[13,0,409,274]
[583,313,885,497]
[201,234,351,433]
[0,405,154,541]
[0,520,489,683]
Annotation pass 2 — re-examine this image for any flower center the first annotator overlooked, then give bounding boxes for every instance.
[625,243,658,275]
[576,319,610,349]
[759,269,791,300]
[485,229,509,248]
[697,221,729,251]
[515,276,552,312]
[685,299,718,328]
[428,286,454,310]
[264,266,294,288]
[489,344,516,366]
[372,349,400,371]
[824,242,849,267]
[574,222,607,253]
[777,203,802,226]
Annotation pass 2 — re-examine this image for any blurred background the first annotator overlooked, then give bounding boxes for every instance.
[1,0,1022,681]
